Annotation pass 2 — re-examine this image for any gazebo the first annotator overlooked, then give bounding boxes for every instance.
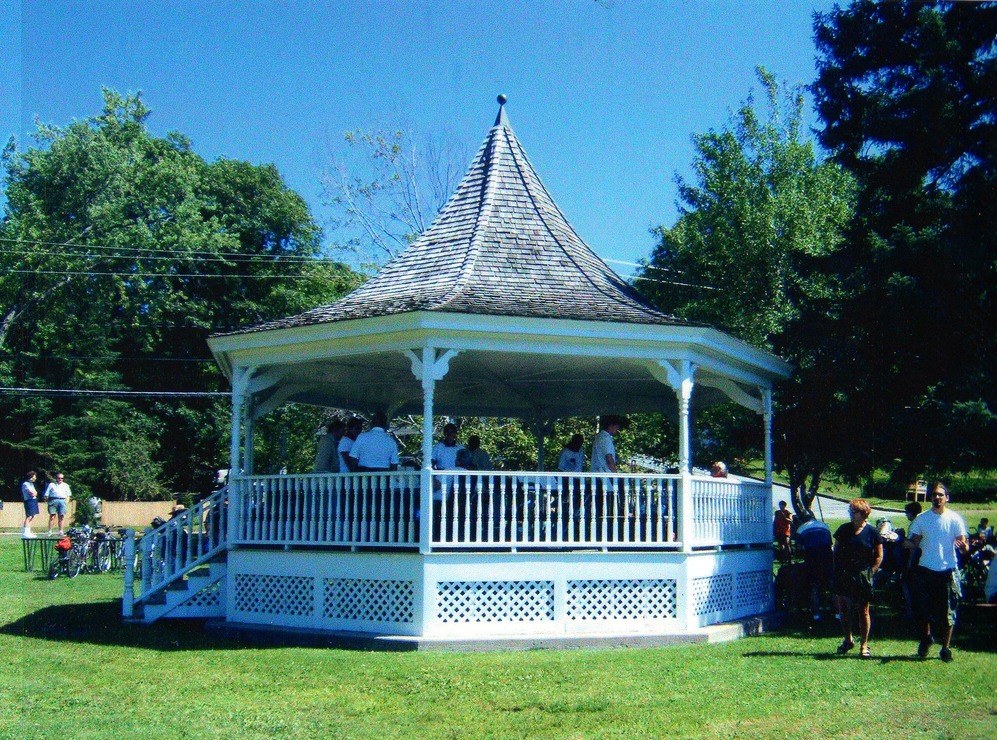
[124,97,792,644]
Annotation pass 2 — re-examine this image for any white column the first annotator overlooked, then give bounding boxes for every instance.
[677,360,694,474]
[228,366,251,547]
[229,367,248,476]
[762,388,773,487]
[244,398,255,475]
[677,360,695,553]
[419,347,436,556]
[647,359,697,551]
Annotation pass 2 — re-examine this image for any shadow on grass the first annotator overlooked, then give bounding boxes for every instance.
[0,598,247,652]
[745,605,996,659]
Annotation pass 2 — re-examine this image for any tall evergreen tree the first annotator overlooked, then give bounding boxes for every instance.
[812,0,997,480]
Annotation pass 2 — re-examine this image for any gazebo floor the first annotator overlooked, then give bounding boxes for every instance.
[203,612,780,652]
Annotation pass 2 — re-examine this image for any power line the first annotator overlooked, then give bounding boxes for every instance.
[0,354,215,363]
[4,268,317,279]
[3,238,717,290]
[0,236,338,263]
[0,387,228,398]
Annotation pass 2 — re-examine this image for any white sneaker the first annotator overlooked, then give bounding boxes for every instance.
[23,530,36,538]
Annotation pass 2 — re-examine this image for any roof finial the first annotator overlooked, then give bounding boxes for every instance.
[494,94,510,127]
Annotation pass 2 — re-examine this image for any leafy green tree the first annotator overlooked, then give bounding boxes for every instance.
[812,0,997,482]
[0,89,360,498]
[641,68,855,349]
[638,69,856,514]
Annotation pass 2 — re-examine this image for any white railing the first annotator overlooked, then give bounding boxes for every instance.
[691,477,771,547]
[131,487,229,604]
[430,471,679,549]
[225,472,772,551]
[234,471,420,547]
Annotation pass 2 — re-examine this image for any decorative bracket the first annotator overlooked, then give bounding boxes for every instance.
[404,348,459,387]
[698,377,764,414]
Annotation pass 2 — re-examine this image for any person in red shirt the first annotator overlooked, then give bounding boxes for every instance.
[774,500,793,563]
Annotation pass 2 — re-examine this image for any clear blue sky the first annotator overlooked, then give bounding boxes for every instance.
[2,0,835,275]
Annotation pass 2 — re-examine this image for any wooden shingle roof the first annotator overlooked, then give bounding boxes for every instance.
[240,98,688,334]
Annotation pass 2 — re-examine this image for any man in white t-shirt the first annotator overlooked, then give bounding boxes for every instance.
[348,413,399,472]
[431,423,466,503]
[589,416,627,538]
[908,482,969,662]
[557,434,585,473]
[44,472,72,535]
[591,416,623,473]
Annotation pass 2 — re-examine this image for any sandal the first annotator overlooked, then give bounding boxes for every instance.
[860,646,871,659]
[836,639,855,655]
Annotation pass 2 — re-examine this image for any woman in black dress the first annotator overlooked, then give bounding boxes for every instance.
[833,498,883,658]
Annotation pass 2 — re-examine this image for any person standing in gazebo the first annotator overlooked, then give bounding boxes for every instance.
[590,416,625,539]
[348,413,399,472]
[313,419,345,473]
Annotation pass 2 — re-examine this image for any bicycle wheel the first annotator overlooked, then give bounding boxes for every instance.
[48,559,62,580]
[68,547,84,578]
[95,541,112,572]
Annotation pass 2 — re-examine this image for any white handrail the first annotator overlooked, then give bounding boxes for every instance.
[130,487,229,606]
[224,472,772,552]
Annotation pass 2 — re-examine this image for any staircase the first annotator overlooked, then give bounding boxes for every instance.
[125,487,229,624]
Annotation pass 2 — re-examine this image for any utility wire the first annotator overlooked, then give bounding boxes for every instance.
[2,239,716,289]
[0,387,228,398]
[0,236,336,262]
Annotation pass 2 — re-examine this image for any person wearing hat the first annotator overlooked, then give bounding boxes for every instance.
[907,482,969,662]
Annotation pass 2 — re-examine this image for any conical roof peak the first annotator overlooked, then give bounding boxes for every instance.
[494,94,510,127]
[237,101,688,334]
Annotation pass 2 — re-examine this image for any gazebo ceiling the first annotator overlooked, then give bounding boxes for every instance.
[253,347,731,420]
[210,310,790,422]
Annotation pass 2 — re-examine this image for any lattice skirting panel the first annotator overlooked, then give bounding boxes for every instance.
[567,579,677,621]
[437,581,554,623]
[324,579,414,623]
[692,568,772,625]
[234,574,315,618]
[226,549,773,636]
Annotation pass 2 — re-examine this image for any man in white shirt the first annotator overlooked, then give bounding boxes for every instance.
[908,482,969,662]
[338,417,363,472]
[591,416,623,473]
[44,472,72,534]
[589,416,626,539]
[557,434,585,473]
[348,413,399,472]
[431,423,464,471]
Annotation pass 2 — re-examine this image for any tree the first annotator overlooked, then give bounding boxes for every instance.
[641,68,855,349]
[638,69,856,515]
[812,1,997,482]
[0,89,360,499]
[320,126,468,267]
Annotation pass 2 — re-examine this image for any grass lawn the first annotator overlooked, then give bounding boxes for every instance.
[1,539,995,739]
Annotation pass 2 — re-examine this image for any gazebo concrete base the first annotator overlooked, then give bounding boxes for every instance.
[204,612,781,652]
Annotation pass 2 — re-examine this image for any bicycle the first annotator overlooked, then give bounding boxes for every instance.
[48,531,86,579]
[90,528,115,573]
